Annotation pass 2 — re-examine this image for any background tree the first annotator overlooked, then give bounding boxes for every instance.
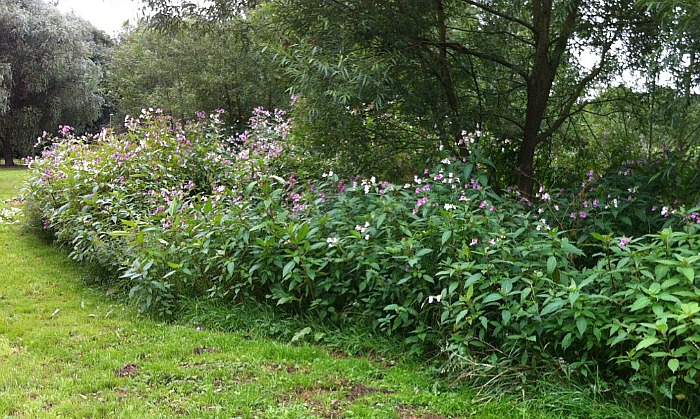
[268,0,654,195]
[107,16,286,131]
[0,0,105,166]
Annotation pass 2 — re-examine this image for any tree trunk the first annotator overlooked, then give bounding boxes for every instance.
[433,0,465,154]
[516,0,555,200]
[1,138,14,167]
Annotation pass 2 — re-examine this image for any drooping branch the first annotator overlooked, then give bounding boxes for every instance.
[460,0,536,33]
[538,23,622,142]
[415,39,529,80]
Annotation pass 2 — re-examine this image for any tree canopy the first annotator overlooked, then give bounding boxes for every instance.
[12,0,694,195]
[0,0,105,166]
[107,16,286,130]
[266,0,663,195]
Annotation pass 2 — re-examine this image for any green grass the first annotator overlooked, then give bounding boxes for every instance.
[0,168,681,418]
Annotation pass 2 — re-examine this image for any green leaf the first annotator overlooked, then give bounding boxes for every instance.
[465,273,482,287]
[561,332,573,349]
[635,336,660,352]
[226,261,235,276]
[540,300,566,317]
[375,213,387,229]
[455,309,469,324]
[291,327,311,343]
[448,281,459,294]
[415,248,433,258]
[546,256,557,274]
[482,293,502,304]
[465,285,474,302]
[668,358,680,373]
[441,230,452,245]
[560,240,585,256]
[630,296,651,312]
[655,265,670,280]
[609,332,628,346]
[656,293,681,304]
[282,260,296,278]
[677,267,695,282]
[576,316,588,337]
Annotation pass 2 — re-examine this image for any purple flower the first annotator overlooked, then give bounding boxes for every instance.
[619,236,629,248]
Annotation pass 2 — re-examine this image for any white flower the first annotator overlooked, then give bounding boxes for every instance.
[326,237,339,247]
[427,294,442,304]
[444,203,457,211]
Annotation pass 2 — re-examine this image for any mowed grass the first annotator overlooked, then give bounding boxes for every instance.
[0,168,672,418]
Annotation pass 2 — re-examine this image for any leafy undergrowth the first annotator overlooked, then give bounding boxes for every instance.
[1,170,673,417]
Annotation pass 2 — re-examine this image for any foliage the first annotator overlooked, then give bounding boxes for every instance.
[2,177,491,419]
[107,16,286,132]
[533,155,700,250]
[0,0,106,165]
[265,0,655,196]
[24,110,700,413]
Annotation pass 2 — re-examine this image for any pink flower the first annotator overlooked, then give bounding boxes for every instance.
[619,236,629,247]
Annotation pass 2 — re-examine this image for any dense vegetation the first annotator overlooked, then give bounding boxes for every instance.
[0,0,110,166]
[5,0,700,416]
[24,108,700,415]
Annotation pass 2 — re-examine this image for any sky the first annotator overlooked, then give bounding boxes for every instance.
[54,0,143,36]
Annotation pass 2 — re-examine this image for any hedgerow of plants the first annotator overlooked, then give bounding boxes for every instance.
[24,110,700,413]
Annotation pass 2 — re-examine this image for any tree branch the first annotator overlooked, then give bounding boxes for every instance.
[460,0,536,33]
[414,38,529,79]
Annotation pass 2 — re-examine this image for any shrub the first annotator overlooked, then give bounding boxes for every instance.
[24,110,700,413]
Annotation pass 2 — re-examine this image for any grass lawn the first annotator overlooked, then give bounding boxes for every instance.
[0,168,673,418]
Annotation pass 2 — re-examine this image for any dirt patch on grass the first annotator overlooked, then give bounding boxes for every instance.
[114,363,140,377]
[397,405,446,419]
[193,346,220,355]
[264,362,309,375]
[346,383,394,401]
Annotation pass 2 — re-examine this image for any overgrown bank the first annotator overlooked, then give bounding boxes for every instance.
[23,110,700,416]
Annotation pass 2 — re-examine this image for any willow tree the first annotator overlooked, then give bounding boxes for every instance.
[0,0,103,166]
[270,0,649,196]
[107,17,286,131]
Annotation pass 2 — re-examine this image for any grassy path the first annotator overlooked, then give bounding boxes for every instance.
[0,169,661,418]
[0,169,492,418]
